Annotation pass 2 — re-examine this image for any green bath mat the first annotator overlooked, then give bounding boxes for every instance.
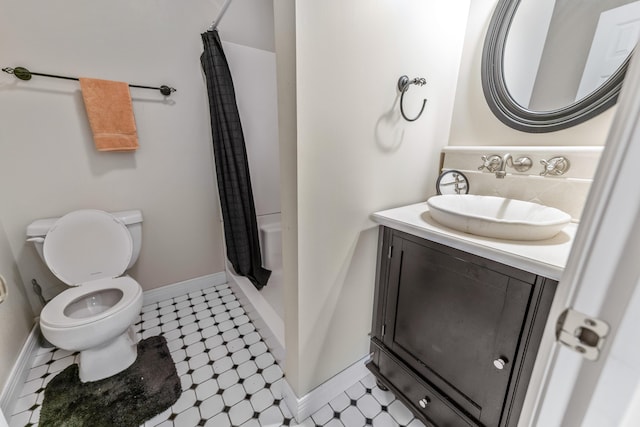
[39,335,181,427]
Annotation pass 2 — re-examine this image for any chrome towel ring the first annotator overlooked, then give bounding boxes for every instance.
[398,75,427,122]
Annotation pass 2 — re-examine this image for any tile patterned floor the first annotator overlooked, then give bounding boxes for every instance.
[9,283,426,427]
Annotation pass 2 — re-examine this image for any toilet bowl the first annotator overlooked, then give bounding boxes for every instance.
[30,209,144,382]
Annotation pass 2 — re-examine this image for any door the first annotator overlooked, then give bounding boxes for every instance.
[531,35,640,427]
[384,234,534,426]
[576,1,640,100]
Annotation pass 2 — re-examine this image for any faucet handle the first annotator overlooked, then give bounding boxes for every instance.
[478,155,502,173]
[540,156,570,176]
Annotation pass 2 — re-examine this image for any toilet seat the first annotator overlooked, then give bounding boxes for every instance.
[40,276,141,329]
[43,210,133,286]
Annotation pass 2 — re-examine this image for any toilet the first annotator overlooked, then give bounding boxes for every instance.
[27,209,144,382]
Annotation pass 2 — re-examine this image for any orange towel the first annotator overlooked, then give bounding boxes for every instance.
[79,78,139,152]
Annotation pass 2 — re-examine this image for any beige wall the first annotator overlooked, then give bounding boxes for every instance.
[0,0,275,316]
[448,0,616,147]
[0,0,223,302]
[217,0,275,52]
[0,0,279,396]
[2,0,622,404]
[0,218,33,390]
[289,0,471,396]
[273,0,300,391]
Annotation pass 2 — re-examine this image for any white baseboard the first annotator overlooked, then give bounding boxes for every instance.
[282,355,371,422]
[0,324,39,417]
[1,273,227,418]
[226,264,285,366]
[142,272,227,305]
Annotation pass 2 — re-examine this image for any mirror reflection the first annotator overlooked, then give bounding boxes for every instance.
[504,0,640,112]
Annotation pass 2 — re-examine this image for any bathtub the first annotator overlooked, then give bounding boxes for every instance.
[226,214,284,365]
[259,220,282,271]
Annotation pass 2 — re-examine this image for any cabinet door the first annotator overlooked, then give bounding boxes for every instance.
[383,235,533,426]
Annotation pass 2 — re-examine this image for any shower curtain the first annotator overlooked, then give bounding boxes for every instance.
[201,30,271,290]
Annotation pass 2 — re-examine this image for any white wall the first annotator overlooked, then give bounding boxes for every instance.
[288,0,471,396]
[448,0,616,147]
[0,218,33,389]
[216,0,275,53]
[273,0,300,391]
[223,41,280,218]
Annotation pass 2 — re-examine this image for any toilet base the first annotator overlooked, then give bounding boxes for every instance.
[78,326,138,383]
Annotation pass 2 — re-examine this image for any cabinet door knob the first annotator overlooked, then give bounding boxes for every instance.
[493,357,508,370]
[419,397,431,408]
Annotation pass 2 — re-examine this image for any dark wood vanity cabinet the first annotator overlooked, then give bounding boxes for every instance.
[367,227,558,427]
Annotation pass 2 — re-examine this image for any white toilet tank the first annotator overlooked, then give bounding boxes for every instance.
[26,210,143,270]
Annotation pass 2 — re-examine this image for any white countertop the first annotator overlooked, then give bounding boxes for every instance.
[371,202,577,280]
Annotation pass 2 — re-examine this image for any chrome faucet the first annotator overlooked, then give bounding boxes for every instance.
[495,153,512,179]
[495,153,532,179]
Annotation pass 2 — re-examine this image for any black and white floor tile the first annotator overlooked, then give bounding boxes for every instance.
[9,283,426,427]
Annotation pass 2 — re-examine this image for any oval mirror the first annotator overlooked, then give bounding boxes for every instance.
[482,0,639,133]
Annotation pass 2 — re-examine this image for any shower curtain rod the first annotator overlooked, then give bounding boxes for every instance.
[208,0,233,31]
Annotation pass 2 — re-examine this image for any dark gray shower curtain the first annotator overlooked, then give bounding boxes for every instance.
[201,30,271,290]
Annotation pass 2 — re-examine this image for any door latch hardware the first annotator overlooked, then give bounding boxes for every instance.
[556,308,609,361]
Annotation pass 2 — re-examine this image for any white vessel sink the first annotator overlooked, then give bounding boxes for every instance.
[427,195,572,241]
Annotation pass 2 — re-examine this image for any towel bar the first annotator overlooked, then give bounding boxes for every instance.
[2,66,176,96]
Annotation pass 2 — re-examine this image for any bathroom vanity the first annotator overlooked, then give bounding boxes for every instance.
[367,202,576,427]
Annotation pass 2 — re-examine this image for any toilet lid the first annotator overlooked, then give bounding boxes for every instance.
[43,210,133,286]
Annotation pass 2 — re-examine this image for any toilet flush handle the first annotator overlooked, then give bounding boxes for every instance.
[26,237,44,243]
